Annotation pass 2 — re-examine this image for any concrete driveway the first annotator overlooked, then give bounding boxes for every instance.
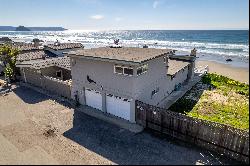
[0,85,240,165]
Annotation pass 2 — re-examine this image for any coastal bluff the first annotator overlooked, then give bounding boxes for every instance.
[0,26,67,31]
[15,26,31,31]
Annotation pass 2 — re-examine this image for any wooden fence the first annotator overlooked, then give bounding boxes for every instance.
[135,100,249,163]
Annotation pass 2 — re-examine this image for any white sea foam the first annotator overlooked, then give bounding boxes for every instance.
[1,31,248,59]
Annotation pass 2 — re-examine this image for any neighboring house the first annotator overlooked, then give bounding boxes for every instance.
[44,42,84,57]
[0,37,12,45]
[67,47,196,123]
[15,41,84,98]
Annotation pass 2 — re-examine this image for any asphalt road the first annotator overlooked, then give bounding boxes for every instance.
[0,85,241,165]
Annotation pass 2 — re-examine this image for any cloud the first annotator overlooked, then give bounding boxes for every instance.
[153,1,159,9]
[90,15,104,20]
[115,17,122,22]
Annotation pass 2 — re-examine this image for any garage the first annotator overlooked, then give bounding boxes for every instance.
[106,94,132,121]
[85,88,102,110]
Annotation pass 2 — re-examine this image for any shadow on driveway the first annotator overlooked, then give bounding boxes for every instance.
[8,85,240,165]
[63,109,239,165]
[12,86,50,104]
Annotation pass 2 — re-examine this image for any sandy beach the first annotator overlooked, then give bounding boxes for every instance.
[196,60,249,84]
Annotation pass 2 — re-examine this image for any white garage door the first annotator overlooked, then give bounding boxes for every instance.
[85,88,102,111]
[106,94,131,121]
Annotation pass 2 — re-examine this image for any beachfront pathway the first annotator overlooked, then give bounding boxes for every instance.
[0,85,240,165]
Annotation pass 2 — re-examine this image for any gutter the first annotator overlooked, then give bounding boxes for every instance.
[66,52,171,66]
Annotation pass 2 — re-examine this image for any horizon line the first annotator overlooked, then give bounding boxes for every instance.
[0,25,249,31]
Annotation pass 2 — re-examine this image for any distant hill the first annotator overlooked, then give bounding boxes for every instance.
[28,27,67,31]
[15,26,31,31]
[0,26,16,31]
[0,26,67,31]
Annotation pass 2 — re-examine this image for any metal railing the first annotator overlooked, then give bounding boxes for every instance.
[194,65,209,76]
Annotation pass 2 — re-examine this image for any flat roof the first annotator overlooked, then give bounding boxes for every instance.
[17,50,46,61]
[167,59,190,76]
[67,47,172,63]
[11,43,41,51]
[16,57,70,70]
[45,43,84,50]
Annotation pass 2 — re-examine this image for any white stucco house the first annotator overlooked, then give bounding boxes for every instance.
[67,47,196,123]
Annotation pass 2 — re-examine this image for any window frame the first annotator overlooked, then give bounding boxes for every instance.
[114,65,123,75]
[114,65,134,76]
[123,67,134,76]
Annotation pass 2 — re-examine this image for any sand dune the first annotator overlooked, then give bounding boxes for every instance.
[196,60,249,84]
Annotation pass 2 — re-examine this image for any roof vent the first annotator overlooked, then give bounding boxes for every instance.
[54,40,60,46]
[110,39,122,48]
[114,39,119,45]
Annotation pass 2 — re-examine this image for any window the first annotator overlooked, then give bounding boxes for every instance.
[114,65,134,76]
[124,68,133,75]
[56,70,62,78]
[114,66,123,74]
[137,68,142,75]
[137,64,148,76]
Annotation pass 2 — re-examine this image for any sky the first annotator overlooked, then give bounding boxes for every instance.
[0,0,249,30]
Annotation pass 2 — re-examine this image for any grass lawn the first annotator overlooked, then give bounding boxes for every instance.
[169,73,249,130]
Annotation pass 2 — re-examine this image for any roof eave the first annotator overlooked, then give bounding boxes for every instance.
[66,51,171,65]
[67,54,142,65]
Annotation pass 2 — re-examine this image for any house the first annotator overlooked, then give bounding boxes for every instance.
[14,41,84,98]
[0,37,12,44]
[44,42,84,57]
[67,47,196,123]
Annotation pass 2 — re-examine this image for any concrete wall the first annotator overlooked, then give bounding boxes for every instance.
[167,66,189,93]
[41,66,71,81]
[71,57,136,101]
[42,76,71,98]
[20,67,71,98]
[70,55,191,123]
[21,68,42,87]
[70,57,138,123]
[71,56,190,106]
[187,62,195,80]
[133,56,172,106]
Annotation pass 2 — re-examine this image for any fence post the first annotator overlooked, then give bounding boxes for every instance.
[134,100,249,163]
[145,103,147,128]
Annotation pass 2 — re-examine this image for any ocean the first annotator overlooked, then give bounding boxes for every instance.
[0,30,249,68]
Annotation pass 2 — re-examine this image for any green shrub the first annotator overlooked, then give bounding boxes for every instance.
[170,73,249,130]
[202,73,249,96]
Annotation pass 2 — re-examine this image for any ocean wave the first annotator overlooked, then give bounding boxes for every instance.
[1,32,248,58]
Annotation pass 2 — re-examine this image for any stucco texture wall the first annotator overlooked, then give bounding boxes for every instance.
[70,58,136,100]
[20,67,71,98]
[70,56,189,106]
[41,66,71,81]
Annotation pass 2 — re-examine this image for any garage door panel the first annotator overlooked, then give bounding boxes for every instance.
[85,88,102,111]
[106,94,131,121]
